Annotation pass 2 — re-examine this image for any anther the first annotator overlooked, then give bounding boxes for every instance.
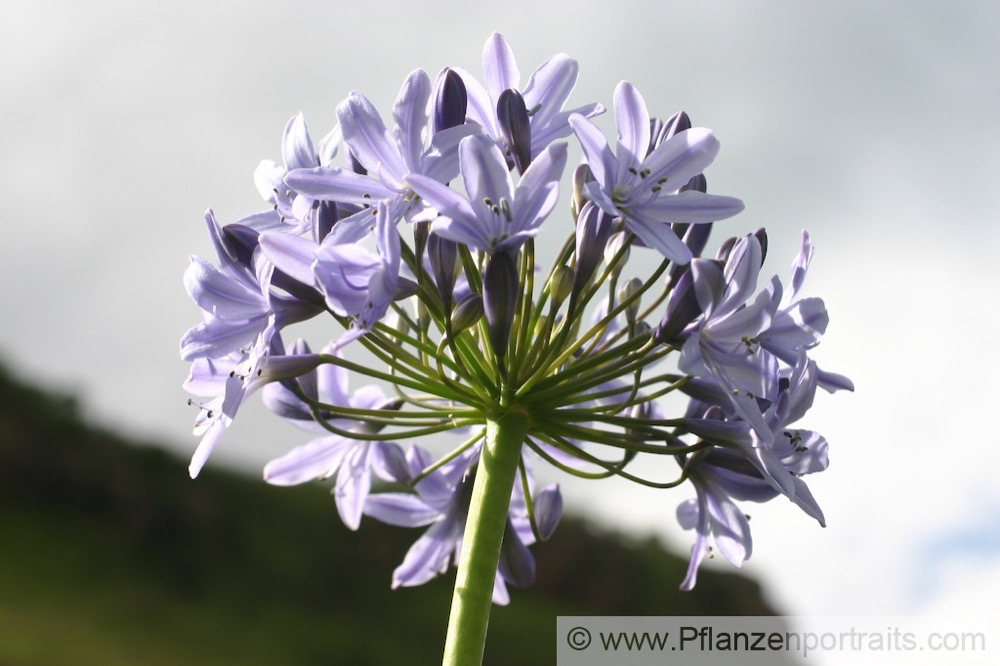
[499,198,512,222]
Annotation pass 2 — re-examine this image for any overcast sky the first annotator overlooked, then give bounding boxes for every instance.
[3,2,998,660]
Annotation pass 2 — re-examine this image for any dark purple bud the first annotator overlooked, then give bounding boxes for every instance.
[427,232,458,309]
[433,68,468,133]
[482,249,519,359]
[498,518,536,588]
[647,117,664,155]
[497,88,532,174]
[450,293,483,333]
[650,110,692,153]
[222,223,260,269]
[655,267,702,344]
[668,220,712,284]
[347,150,367,176]
[669,174,710,271]
[315,200,338,243]
[394,277,419,301]
[632,320,651,339]
[223,223,322,305]
[412,220,430,266]
[716,236,738,263]
[753,227,768,266]
[532,484,562,541]
[574,201,615,293]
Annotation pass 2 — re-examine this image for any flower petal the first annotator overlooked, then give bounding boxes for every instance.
[613,81,650,184]
[282,112,318,171]
[641,127,720,194]
[460,133,513,230]
[337,92,408,188]
[364,493,440,527]
[521,53,578,130]
[392,69,432,174]
[284,166,393,204]
[259,231,317,289]
[335,443,375,530]
[263,435,355,486]
[569,113,616,191]
[482,32,520,103]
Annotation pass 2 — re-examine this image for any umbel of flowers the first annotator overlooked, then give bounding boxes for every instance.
[180,33,852,665]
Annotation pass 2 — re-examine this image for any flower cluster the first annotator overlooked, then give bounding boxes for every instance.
[180,32,851,605]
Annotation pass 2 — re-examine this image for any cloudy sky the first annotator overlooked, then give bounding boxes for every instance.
[3,1,998,659]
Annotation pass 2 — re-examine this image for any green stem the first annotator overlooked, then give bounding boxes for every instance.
[442,411,530,665]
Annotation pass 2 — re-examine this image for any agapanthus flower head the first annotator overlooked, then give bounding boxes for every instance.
[180,35,850,655]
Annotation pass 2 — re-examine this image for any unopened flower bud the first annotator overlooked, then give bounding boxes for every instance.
[497,88,531,174]
[428,232,458,309]
[483,250,519,358]
[222,223,260,269]
[433,68,468,133]
[655,267,702,344]
[571,163,593,220]
[649,110,691,154]
[347,149,367,176]
[752,227,768,266]
[680,172,707,194]
[533,314,549,338]
[416,299,431,332]
[604,231,630,278]
[668,219,712,283]
[391,312,410,346]
[618,277,643,325]
[632,320,651,339]
[315,200,338,243]
[450,293,484,333]
[548,265,574,308]
[716,236,738,263]
[227,222,322,305]
[533,484,563,541]
[412,220,430,265]
[574,201,614,292]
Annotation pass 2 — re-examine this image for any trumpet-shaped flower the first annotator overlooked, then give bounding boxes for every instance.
[570,81,744,263]
[407,134,567,253]
[283,70,479,244]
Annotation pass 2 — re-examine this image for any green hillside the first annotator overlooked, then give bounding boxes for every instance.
[0,363,788,665]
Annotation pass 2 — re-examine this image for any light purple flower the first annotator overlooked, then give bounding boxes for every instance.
[311,201,411,349]
[407,134,567,253]
[680,352,830,526]
[676,470,752,590]
[364,446,561,604]
[757,230,854,393]
[181,211,324,477]
[283,70,479,244]
[569,81,744,263]
[455,32,604,162]
[679,234,778,443]
[262,342,405,531]
[253,112,340,226]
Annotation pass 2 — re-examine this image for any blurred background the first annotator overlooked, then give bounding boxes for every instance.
[2,1,998,663]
